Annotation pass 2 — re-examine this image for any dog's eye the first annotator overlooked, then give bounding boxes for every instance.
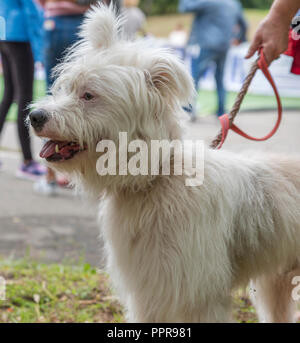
[82,92,94,101]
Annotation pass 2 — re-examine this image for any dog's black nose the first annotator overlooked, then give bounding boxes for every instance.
[30,109,49,131]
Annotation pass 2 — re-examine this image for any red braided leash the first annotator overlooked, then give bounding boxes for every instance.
[210,49,282,150]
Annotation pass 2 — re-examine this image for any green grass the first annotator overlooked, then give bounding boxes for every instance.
[0,258,260,323]
[0,259,124,323]
[1,258,299,323]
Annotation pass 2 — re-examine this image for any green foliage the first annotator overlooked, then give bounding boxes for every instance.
[140,0,179,15]
[240,0,273,9]
[139,0,273,16]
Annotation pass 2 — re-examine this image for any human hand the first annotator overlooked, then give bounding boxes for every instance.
[246,16,290,64]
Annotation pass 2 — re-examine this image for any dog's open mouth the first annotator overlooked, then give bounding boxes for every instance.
[40,140,86,162]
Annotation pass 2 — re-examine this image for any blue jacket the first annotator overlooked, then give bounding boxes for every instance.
[179,0,247,52]
[0,0,43,61]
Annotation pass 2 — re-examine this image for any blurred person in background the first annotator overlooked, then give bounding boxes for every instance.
[34,0,114,195]
[179,0,247,121]
[122,0,146,40]
[0,0,46,179]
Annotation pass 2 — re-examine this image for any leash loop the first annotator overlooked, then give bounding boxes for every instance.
[210,48,282,149]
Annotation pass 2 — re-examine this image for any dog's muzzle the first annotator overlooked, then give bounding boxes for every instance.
[29,109,49,132]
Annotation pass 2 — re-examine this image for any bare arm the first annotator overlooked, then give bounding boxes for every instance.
[246,0,300,64]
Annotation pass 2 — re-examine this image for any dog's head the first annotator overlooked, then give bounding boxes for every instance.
[30,4,194,193]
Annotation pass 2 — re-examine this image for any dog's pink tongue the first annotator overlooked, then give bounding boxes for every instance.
[40,141,70,158]
[40,141,57,158]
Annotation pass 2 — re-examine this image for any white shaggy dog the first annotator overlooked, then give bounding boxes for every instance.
[30,5,300,322]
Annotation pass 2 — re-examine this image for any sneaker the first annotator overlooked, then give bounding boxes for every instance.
[16,161,46,181]
[33,178,57,196]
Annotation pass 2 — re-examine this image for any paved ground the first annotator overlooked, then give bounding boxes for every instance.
[0,110,299,266]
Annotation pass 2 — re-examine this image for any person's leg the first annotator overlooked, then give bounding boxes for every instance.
[5,42,46,179]
[189,48,215,119]
[191,48,214,92]
[7,42,34,162]
[214,51,227,117]
[0,43,14,135]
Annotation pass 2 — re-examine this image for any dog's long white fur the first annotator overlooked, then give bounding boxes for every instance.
[33,5,300,322]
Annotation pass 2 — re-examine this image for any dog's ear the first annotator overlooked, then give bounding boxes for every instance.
[79,3,122,50]
[146,52,195,105]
